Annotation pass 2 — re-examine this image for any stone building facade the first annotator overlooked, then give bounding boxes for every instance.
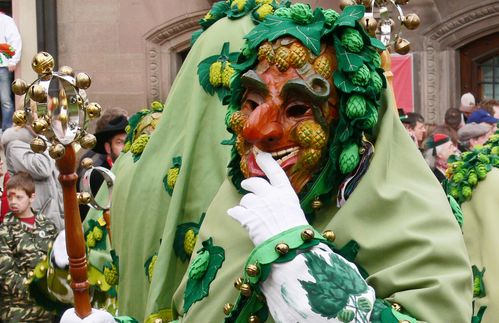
[10,0,499,124]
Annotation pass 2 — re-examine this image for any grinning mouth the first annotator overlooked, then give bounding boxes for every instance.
[253,146,299,165]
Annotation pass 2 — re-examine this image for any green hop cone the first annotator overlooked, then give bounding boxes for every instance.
[290,3,313,24]
[341,28,364,53]
[222,62,235,88]
[468,171,478,186]
[371,71,383,94]
[369,50,382,68]
[104,266,119,286]
[167,167,180,190]
[360,112,378,129]
[352,65,370,86]
[188,250,210,280]
[476,164,488,180]
[491,146,499,155]
[339,143,360,174]
[450,187,459,199]
[123,141,131,153]
[92,226,103,241]
[322,9,339,25]
[337,308,355,322]
[183,229,197,256]
[452,171,465,183]
[489,134,499,143]
[477,153,490,164]
[473,276,483,297]
[346,94,367,119]
[462,186,472,200]
[151,101,164,111]
[255,3,274,20]
[148,255,158,281]
[231,0,246,12]
[125,125,131,134]
[130,134,150,155]
[86,232,96,248]
[274,7,292,18]
[209,61,223,87]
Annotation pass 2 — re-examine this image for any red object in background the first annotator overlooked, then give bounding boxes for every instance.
[0,172,10,222]
[391,54,414,113]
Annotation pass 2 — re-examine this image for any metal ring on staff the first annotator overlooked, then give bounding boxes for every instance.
[80,166,115,210]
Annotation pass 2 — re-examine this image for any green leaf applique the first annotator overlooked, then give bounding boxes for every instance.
[163,156,182,196]
[183,238,225,313]
[173,213,205,261]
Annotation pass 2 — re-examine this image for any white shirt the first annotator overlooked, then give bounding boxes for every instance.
[0,13,21,67]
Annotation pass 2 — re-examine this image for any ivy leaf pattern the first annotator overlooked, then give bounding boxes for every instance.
[334,36,364,73]
[299,251,369,320]
[333,5,365,29]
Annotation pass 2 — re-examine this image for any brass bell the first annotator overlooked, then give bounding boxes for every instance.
[13,110,27,127]
[312,198,322,210]
[240,283,252,297]
[49,268,54,275]
[96,280,102,286]
[59,65,75,77]
[86,102,102,119]
[246,264,260,277]
[31,51,55,75]
[11,78,28,95]
[77,192,92,205]
[67,274,72,282]
[40,265,46,272]
[80,133,97,149]
[28,84,47,103]
[234,277,244,289]
[275,243,289,255]
[81,157,94,169]
[361,17,378,37]
[301,229,315,242]
[248,315,260,323]
[402,13,420,30]
[322,230,336,242]
[153,319,163,323]
[394,37,411,55]
[339,0,356,10]
[223,303,234,315]
[30,137,47,153]
[49,143,66,160]
[32,118,49,134]
[391,302,402,312]
[75,72,92,89]
[28,271,34,278]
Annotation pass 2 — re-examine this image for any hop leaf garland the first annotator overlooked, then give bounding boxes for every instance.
[84,219,108,250]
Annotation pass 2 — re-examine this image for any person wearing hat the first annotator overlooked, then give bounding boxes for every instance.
[423,133,459,182]
[460,92,477,119]
[77,109,128,220]
[458,122,494,151]
[467,108,499,129]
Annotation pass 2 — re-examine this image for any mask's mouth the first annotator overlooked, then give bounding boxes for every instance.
[247,146,300,177]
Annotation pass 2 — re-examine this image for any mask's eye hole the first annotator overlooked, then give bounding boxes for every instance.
[243,99,259,111]
[286,104,310,118]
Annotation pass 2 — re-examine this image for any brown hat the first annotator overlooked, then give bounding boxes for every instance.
[457,122,490,142]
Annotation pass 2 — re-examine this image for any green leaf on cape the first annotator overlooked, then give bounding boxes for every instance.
[333,5,364,29]
[334,36,364,72]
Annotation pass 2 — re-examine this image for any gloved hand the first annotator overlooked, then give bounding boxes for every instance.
[228,152,308,246]
[52,229,69,269]
[60,308,115,323]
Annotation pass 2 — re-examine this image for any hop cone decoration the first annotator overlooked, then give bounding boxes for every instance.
[130,134,150,155]
[313,55,333,79]
[275,46,291,72]
[183,229,197,256]
[290,3,313,24]
[341,28,364,53]
[289,42,309,68]
[322,9,339,25]
[167,167,180,190]
[339,143,360,174]
[346,94,367,119]
[371,71,383,94]
[209,61,223,87]
[222,62,235,88]
[255,3,274,20]
[352,65,370,87]
[188,251,210,280]
[104,266,119,286]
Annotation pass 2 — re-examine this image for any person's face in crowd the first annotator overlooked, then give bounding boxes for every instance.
[437,141,459,165]
[470,133,490,148]
[105,132,127,161]
[234,42,336,193]
[493,105,499,119]
[7,188,34,217]
[413,121,426,142]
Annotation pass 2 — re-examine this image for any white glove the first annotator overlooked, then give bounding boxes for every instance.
[52,229,69,269]
[60,308,115,323]
[227,152,308,246]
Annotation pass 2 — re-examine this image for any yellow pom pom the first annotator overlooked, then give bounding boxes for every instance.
[209,61,223,87]
[256,3,274,20]
[167,167,180,190]
[183,229,197,256]
[231,0,246,11]
[222,62,235,88]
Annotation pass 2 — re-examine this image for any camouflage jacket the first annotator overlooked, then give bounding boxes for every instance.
[0,212,58,322]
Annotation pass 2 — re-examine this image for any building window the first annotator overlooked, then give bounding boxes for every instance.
[479,56,499,99]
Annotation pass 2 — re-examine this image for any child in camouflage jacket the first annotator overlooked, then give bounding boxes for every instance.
[0,172,58,322]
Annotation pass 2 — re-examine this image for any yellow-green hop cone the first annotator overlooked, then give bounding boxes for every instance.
[352,65,370,86]
[491,146,499,155]
[450,187,460,199]
[290,3,313,24]
[462,186,472,200]
[275,46,291,72]
[274,7,292,18]
[93,226,103,241]
[477,153,490,164]
[313,55,333,79]
[255,3,274,20]
[452,171,465,183]
[231,0,246,11]
[209,61,223,87]
[123,141,131,153]
[151,100,164,111]
[222,62,235,88]
[360,112,378,130]
[130,134,149,155]
[322,9,339,25]
[167,167,180,190]
[188,251,210,280]
[125,125,131,134]
[104,266,119,286]
[371,71,383,94]
[468,171,478,186]
[289,42,309,68]
[341,28,364,53]
[476,164,488,179]
[183,229,197,256]
[339,143,360,174]
[256,0,272,4]
[346,94,367,119]
[86,232,96,248]
[148,255,158,281]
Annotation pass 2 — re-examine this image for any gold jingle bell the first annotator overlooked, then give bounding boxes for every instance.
[12,78,28,95]
[240,283,252,297]
[81,157,94,169]
[234,277,244,289]
[75,72,92,89]
[361,17,378,37]
[30,137,47,153]
[28,271,34,278]
[32,118,49,134]
[32,51,55,75]
[301,228,315,242]
[28,84,47,103]
[153,319,163,323]
[80,133,97,149]
[339,0,357,10]
[67,274,72,282]
[312,198,322,210]
[248,315,260,323]
[49,143,66,159]
[13,110,27,127]
[223,303,234,315]
[322,230,336,242]
[246,264,260,277]
[275,243,289,255]
[40,265,46,272]
[86,102,102,119]
[391,302,402,312]
[77,192,92,205]
[59,65,75,77]
[394,37,411,55]
[403,13,421,30]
